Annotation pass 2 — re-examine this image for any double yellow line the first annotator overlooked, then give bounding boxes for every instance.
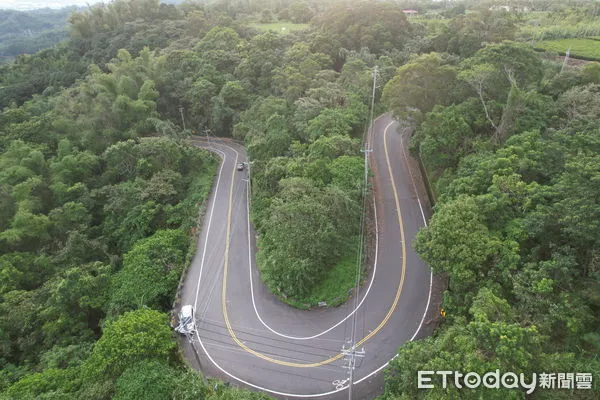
[219,121,406,367]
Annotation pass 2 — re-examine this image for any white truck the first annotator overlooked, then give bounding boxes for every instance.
[175,305,196,335]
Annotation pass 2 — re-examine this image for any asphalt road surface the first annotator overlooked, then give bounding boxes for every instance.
[180,114,433,399]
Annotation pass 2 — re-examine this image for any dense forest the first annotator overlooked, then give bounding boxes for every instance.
[0,0,599,398]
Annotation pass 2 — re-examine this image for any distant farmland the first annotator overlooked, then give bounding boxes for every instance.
[535,38,600,61]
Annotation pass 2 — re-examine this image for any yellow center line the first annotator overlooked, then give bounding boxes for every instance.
[219,120,406,367]
[353,122,407,348]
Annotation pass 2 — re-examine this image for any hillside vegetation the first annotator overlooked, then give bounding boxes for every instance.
[0,0,409,397]
[0,0,599,399]
[0,7,76,63]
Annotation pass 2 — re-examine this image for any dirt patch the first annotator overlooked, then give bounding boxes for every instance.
[546,54,599,69]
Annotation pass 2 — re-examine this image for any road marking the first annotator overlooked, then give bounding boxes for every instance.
[189,117,434,396]
[193,147,231,325]
[216,120,406,367]
[349,120,406,348]
[245,169,380,340]
[355,122,434,385]
[192,200,379,396]
[219,148,345,367]
[240,111,390,341]
[197,145,344,365]
[399,129,428,226]
[193,147,227,309]
[397,127,433,342]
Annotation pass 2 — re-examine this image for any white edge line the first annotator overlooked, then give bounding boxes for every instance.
[243,113,388,340]
[398,127,433,343]
[192,144,344,397]
[246,176,380,340]
[195,147,229,323]
[354,119,434,385]
[399,130,428,227]
[190,118,435,396]
[192,192,380,398]
[194,330,347,398]
[193,145,227,307]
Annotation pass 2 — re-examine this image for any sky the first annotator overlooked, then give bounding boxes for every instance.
[0,0,99,10]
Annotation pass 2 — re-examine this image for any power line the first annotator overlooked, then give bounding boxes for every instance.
[196,337,341,381]
[198,329,339,366]
[199,316,345,346]
[196,325,345,369]
[198,339,340,385]
[344,65,378,400]
[197,319,345,356]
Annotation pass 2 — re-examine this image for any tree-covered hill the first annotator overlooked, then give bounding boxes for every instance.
[1,0,599,398]
[0,7,79,63]
[0,0,415,397]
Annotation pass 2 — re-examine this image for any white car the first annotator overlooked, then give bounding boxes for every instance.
[236,162,245,171]
[175,305,195,335]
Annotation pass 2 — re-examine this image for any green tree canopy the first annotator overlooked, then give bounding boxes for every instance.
[83,308,176,378]
[382,53,458,121]
[108,229,188,315]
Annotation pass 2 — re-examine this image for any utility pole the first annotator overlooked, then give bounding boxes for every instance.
[246,160,254,197]
[179,106,186,131]
[368,65,378,151]
[342,65,377,400]
[561,48,571,74]
[363,65,378,194]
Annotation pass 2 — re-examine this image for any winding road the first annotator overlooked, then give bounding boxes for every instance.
[180,114,433,399]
